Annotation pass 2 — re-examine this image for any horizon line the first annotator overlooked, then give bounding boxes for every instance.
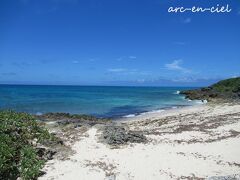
[0,83,202,88]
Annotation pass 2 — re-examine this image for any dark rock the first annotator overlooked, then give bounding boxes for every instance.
[209,93,218,98]
[201,87,212,91]
[36,113,111,128]
[36,147,46,157]
[37,112,110,122]
[45,150,57,160]
[74,124,82,128]
[42,136,64,146]
[36,147,57,160]
[101,125,147,146]
[180,77,240,102]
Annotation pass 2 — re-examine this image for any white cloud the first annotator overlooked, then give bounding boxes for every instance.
[129,56,137,59]
[231,73,240,78]
[107,68,127,72]
[107,68,154,79]
[171,77,196,83]
[116,56,137,61]
[165,60,191,73]
[107,68,147,75]
[182,17,191,24]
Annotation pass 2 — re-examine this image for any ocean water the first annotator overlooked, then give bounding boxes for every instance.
[0,85,199,118]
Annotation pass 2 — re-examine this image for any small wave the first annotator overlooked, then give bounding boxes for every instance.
[195,100,208,104]
[36,112,43,115]
[123,114,136,118]
[173,90,180,95]
[123,109,166,118]
[202,100,208,104]
[141,109,165,115]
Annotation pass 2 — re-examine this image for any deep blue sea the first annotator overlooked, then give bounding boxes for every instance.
[0,85,199,118]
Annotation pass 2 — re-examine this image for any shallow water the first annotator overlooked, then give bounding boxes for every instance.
[0,85,199,118]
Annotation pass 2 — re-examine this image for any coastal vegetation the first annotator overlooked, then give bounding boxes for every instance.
[211,77,240,93]
[0,111,53,180]
[180,77,240,101]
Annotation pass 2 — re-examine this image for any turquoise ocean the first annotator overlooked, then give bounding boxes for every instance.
[0,85,200,118]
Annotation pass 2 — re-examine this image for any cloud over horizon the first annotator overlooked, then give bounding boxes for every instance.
[165,60,191,74]
[107,68,127,73]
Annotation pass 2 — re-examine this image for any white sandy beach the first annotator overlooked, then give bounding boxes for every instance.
[39,103,240,180]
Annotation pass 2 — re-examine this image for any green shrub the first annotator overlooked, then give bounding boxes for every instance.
[212,77,240,93]
[19,146,44,180]
[0,111,50,180]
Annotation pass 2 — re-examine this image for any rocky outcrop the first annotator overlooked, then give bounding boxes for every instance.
[37,112,111,127]
[180,77,240,102]
[36,147,57,161]
[37,112,110,122]
[100,125,147,147]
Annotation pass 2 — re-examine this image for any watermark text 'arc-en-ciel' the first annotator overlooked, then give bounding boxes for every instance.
[168,4,232,13]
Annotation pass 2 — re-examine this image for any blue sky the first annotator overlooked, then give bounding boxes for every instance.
[0,0,240,86]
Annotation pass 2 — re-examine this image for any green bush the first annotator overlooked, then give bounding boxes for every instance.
[212,77,240,93]
[0,111,50,180]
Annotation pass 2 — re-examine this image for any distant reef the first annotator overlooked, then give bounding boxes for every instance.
[180,77,240,102]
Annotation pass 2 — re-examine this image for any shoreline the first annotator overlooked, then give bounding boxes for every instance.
[116,102,206,122]
[39,102,240,180]
[0,85,203,119]
[40,98,206,120]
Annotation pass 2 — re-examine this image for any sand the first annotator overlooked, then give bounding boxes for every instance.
[39,103,240,180]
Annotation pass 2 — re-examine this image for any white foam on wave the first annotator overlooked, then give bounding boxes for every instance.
[195,99,208,104]
[173,90,180,95]
[36,112,43,115]
[124,109,166,118]
[203,100,208,104]
[123,114,136,118]
[141,109,165,115]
